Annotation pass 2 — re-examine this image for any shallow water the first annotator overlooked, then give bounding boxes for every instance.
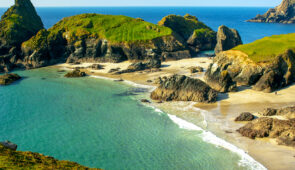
[0,68,264,169]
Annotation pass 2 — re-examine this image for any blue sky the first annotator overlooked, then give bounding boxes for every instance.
[0,0,282,7]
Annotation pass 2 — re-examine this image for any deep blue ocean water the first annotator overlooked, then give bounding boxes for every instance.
[1,7,295,43]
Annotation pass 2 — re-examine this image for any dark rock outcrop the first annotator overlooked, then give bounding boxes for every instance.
[235,112,256,121]
[259,106,295,119]
[214,25,242,54]
[0,73,21,85]
[237,117,295,147]
[189,66,204,73]
[88,64,104,70]
[64,70,86,78]
[205,49,295,93]
[248,0,295,24]
[115,58,161,74]
[0,141,17,151]
[150,74,218,103]
[158,14,216,53]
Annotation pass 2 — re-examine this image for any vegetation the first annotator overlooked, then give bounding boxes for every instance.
[193,28,216,40]
[234,33,295,62]
[49,14,172,43]
[158,14,211,39]
[0,144,100,170]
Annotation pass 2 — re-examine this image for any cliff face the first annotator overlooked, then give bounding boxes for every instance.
[0,0,44,72]
[248,0,295,24]
[158,14,216,53]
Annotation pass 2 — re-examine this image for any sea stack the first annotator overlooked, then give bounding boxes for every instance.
[248,0,295,24]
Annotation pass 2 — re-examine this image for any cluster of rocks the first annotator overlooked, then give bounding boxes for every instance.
[115,58,161,74]
[0,73,21,85]
[236,105,295,147]
[64,69,86,78]
[205,49,295,93]
[248,0,295,24]
[189,66,204,73]
[150,74,218,103]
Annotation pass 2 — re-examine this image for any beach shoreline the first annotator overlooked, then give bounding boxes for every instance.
[53,57,295,170]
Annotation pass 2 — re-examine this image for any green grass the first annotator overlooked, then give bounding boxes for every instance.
[50,14,172,43]
[193,28,216,39]
[233,33,295,63]
[0,144,100,169]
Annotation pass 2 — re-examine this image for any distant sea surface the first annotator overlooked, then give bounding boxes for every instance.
[0,7,288,170]
[1,7,295,43]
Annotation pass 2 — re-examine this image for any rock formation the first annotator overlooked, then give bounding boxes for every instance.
[116,58,161,74]
[248,0,295,24]
[0,73,21,85]
[0,0,44,72]
[0,141,17,151]
[150,74,218,103]
[64,70,86,78]
[237,117,295,147]
[205,49,295,93]
[158,14,216,53]
[214,25,242,54]
[259,106,295,119]
[0,142,100,169]
[235,112,256,121]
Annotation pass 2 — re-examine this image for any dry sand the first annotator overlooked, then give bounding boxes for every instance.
[55,57,295,170]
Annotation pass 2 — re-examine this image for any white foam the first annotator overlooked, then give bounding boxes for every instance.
[167,113,266,170]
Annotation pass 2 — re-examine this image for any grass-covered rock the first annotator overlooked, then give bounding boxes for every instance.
[0,143,99,169]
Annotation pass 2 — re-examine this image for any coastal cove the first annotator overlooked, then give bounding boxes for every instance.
[0,67,263,170]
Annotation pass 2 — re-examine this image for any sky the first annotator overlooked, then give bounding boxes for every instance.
[0,0,282,7]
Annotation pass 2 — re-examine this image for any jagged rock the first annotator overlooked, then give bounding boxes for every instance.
[205,49,295,93]
[0,73,21,85]
[108,68,120,73]
[237,117,295,147]
[189,66,204,73]
[204,63,237,93]
[235,112,255,121]
[150,74,218,103]
[248,0,295,24]
[0,141,17,151]
[158,14,216,53]
[260,108,278,116]
[64,70,86,78]
[214,25,242,54]
[259,106,295,119]
[88,64,104,70]
[115,58,161,74]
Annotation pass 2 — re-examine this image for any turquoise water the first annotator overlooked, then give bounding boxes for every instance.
[0,68,261,170]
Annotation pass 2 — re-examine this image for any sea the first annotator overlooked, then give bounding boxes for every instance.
[1,7,294,170]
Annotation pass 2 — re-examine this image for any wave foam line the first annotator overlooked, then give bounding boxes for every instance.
[167,114,266,170]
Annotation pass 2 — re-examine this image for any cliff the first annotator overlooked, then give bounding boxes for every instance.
[205,33,295,93]
[0,143,100,169]
[248,0,295,24]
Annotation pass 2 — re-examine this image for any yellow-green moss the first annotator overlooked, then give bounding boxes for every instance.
[0,144,100,170]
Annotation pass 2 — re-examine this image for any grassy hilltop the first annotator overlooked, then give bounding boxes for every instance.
[234,33,295,62]
[50,14,173,43]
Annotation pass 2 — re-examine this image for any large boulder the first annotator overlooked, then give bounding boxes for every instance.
[214,25,242,54]
[116,58,161,74]
[235,112,256,121]
[248,0,295,24]
[150,74,218,103]
[0,141,17,151]
[237,117,295,147]
[64,70,86,78]
[259,106,295,119]
[0,73,21,85]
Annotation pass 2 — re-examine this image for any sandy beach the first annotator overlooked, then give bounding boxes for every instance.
[55,57,295,170]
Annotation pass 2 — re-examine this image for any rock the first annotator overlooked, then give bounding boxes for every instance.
[114,78,124,82]
[205,49,295,93]
[260,108,278,116]
[214,25,242,54]
[141,99,151,103]
[248,0,295,24]
[237,117,295,147]
[115,58,161,74]
[235,112,255,121]
[88,64,104,70]
[189,66,204,73]
[150,74,218,103]
[147,80,153,83]
[64,70,86,78]
[158,14,216,53]
[108,68,120,73]
[0,141,17,151]
[0,73,21,85]
[204,64,237,93]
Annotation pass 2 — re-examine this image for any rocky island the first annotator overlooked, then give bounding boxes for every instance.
[248,0,295,24]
